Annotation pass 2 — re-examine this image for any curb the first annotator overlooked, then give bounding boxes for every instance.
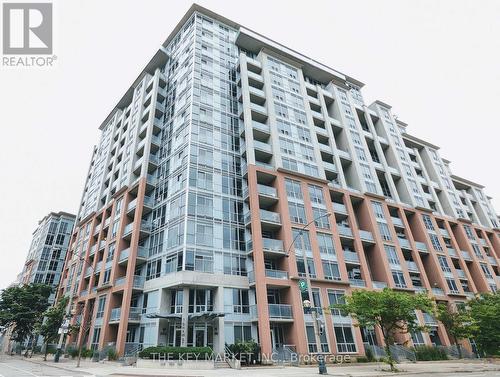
[10,356,94,375]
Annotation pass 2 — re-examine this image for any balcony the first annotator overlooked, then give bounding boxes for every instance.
[257,184,278,202]
[415,241,428,252]
[461,250,472,261]
[479,238,488,247]
[115,276,125,286]
[265,269,288,280]
[93,224,101,236]
[349,278,366,287]
[142,196,155,213]
[359,230,375,244]
[447,247,458,257]
[337,226,353,238]
[133,275,145,290]
[80,290,88,297]
[98,240,106,250]
[431,288,445,296]
[333,203,347,215]
[247,71,264,87]
[373,281,388,289]
[129,307,142,322]
[311,109,324,121]
[456,269,467,279]
[89,244,97,256]
[268,304,293,320]
[253,140,272,157]
[323,161,337,173]
[337,149,351,160]
[252,120,270,137]
[344,250,359,264]
[398,237,411,250]
[109,308,121,323]
[123,223,134,239]
[423,313,437,325]
[119,246,148,265]
[250,103,268,122]
[262,238,284,255]
[406,261,419,273]
[439,228,450,238]
[488,256,497,266]
[315,125,328,137]
[259,209,281,228]
[391,217,404,228]
[84,266,92,277]
[127,198,138,214]
[248,85,265,102]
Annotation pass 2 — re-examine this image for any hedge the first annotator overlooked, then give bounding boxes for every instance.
[138,346,213,360]
[414,345,448,361]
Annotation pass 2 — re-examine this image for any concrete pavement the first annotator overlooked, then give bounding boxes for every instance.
[2,355,499,377]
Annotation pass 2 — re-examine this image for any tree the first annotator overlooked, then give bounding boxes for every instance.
[468,292,500,356]
[334,288,434,372]
[435,302,475,359]
[0,284,52,354]
[38,297,70,361]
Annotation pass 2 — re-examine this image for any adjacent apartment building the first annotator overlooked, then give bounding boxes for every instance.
[57,4,500,358]
[20,211,76,302]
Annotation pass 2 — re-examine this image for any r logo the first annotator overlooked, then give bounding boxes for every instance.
[2,3,52,54]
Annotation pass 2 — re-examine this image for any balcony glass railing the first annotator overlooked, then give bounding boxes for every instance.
[406,261,419,272]
[337,226,353,237]
[343,251,359,263]
[110,308,121,322]
[456,269,466,279]
[349,278,366,287]
[461,250,472,260]
[260,209,281,224]
[415,241,428,252]
[359,230,374,242]
[257,184,277,198]
[262,238,284,253]
[253,140,272,153]
[133,275,145,289]
[333,203,347,214]
[268,304,293,319]
[265,269,288,279]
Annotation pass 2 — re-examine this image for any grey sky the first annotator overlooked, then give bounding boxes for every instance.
[1,0,499,290]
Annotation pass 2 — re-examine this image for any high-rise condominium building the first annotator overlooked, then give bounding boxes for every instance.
[20,211,75,302]
[58,4,499,358]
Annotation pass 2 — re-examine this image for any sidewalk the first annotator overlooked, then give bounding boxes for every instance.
[19,355,500,377]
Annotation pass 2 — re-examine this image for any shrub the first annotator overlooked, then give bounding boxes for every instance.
[227,340,260,364]
[414,346,448,361]
[66,346,78,359]
[107,348,118,361]
[365,347,375,362]
[356,356,369,363]
[138,346,213,360]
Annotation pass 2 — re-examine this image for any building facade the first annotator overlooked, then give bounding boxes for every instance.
[57,5,500,358]
[20,211,75,302]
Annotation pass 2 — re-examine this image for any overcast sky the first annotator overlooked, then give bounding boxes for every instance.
[1,0,499,290]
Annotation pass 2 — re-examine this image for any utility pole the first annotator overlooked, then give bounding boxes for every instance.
[287,212,331,375]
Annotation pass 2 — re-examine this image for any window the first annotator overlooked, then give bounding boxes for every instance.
[334,326,357,353]
[285,178,302,200]
[322,260,341,281]
[422,214,434,231]
[446,278,459,293]
[146,259,162,280]
[106,243,115,262]
[384,244,400,265]
[289,202,306,224]
[96,296,106,318]
[232,289,249,313]
[312,208,330,229]
[463,225,475,241]
[91,327,101,350]
[306,325,329,353]
[392,271,407,288]
[472,244,483,259]
[438,256,451,272]
[103,269,111,284]
[308,185,324,205]
[234,325,252,343]
[317,233,335,255]
[297,258,316,278]
[429,234,443,251]
[371,201,385,220]
[378,222,392,241]
[411,331,425,345]
[327,290,345,316]
[292,229,311,252]
[480,263,493,279]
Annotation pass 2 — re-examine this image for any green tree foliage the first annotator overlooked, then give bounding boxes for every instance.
[435,302,475,358]
[334,288,434,371]
[468,292,500,356]
[38,296,70,360]
[0,284,52,346]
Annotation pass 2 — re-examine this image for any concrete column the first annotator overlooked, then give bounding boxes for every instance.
[215,286,225,353]
[181,287,190,347]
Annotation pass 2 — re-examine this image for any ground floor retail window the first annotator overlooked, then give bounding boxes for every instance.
[306,325,329,353]
[167,322,213,348]
[334,325,357,353]
[234,324,252,343]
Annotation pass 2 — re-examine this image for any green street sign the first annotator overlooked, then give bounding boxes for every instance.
[299,280,308,292]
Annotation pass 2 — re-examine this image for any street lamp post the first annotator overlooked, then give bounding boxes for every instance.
[286,212,331,375]
[54,252,95,362]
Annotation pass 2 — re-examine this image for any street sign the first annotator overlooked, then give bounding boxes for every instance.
[299,280,308,292]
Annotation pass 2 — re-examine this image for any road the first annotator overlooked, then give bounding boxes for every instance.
[0,356,93,377]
